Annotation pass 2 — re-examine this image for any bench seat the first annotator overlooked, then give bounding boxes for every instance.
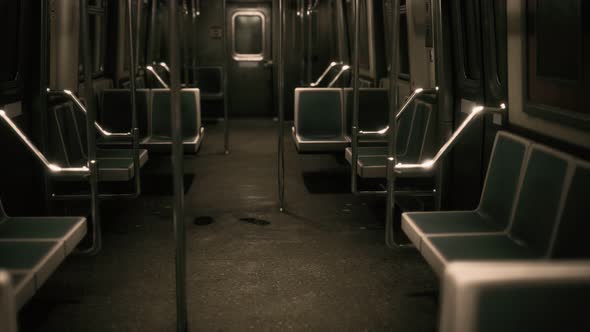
[402,131,590,277]
[422,234,537,276]
[402,132,530,249]
[97,148,149,167]
[0,201,87,308]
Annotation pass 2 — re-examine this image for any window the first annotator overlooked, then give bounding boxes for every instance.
[232,12,265,61]
[79,0,107,78]
[525,0,590,127]
[0,0,20,83]
[383,0,410,79]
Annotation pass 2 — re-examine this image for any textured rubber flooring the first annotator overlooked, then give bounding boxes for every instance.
[19,119,438,331]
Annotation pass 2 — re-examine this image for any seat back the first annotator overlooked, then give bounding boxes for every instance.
[477,132,531,229]
[508,144,571,256]
[401,100,433,163]
[0,271,17,332]
[150,88,201,139]
[194,66,223,97]
[101,89,150,136]
[295,88,344,139]
[550,159,590,258]
[343,88,390,139]
[78,78,114,119]
[0,200,7,222]
[47,101,87,166]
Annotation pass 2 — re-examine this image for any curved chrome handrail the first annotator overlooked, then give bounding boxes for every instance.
[327,65,351,87]
[358,87,439,137]
[394,103,506,173]
[51,89,132,139]
[0,110,90,176]
[310,61,341,87]
[146,65,170,88]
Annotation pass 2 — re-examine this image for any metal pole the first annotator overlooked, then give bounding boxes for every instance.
[191,0,198,85]
[223,0,230,154]
[385,0,403,248]
[278,0,285,212]
[169,0,188,330]
[40,0,51,212]
[80,0,101,255]
[306,1,313,83]
[432,0,449,211]
[127,0,141,197]
[299,0,305,84]
[350,0,360,194]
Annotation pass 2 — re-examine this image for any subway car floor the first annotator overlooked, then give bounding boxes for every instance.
[19,119,437,332]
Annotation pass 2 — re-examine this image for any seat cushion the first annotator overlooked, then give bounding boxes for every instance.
[141,130,204,154]
[96,158,135,181]
[422,234,539,276]
[97,148,149,167]
[291,127,349,153]
[0,217,86,254]
[402,211,503,250]
[0,241,65,293]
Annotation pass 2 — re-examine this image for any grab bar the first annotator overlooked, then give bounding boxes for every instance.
[328,65,351,87]
[310,61,341,87]
[146,65,170,88]
[0,110,90,176]
[50,90,132,139]
[394,104,506,173]
[359,87,439,137]
[158,62,171,74]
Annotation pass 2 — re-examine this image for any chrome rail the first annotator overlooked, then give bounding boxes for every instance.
[50,89,132,139]
[159,62,171,74]
[394,104,506,174]
[0,110,90,177]
[358,87,438,137]
[146,65,170,88]
[327,65,351,88]
[310,61,341,87]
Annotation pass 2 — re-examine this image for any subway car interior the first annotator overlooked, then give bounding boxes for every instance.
[0,0,589,331]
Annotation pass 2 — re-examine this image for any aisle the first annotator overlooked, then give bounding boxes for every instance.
[20,119,437,332]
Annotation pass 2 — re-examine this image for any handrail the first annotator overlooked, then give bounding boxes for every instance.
[0,110,90,176]
[358,87,439,137]
[50,89,132,138]
[146,65,170,88]
[327,65,351,87]
[394,104,506,173]
[159,62,171,74]
[310,61,341,87]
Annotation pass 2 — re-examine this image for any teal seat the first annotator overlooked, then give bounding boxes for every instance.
[48,101,147,182]
[292,88,349,152]
[141,88,205,154]
[0,200,87,308]
[440,262,590,332]
[97,148,149,168]
[345,100,434,178]
[402,132,531,249]
[550,160,590,258]
[420,143,572,276]
[99,89,150,138]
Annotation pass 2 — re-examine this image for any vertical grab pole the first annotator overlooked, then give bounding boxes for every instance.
[350,0,360,194]
[169,1,188,330]
[385,0,403,248]
[80,0,101,254]
[432,0,447,211]
[126,0,141,197]
[223,0,230,154]
[278,0,286,212]
[306,1,313,84]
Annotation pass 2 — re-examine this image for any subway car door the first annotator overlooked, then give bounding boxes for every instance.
[227,3,273,117]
